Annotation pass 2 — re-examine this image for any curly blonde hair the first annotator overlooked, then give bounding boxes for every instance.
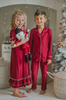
[10,9,27,29]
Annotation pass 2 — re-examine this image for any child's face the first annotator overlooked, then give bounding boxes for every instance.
[15,15,25,28]
[34,15,47,27]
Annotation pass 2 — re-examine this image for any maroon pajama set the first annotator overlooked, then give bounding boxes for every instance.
[29,25,52,91]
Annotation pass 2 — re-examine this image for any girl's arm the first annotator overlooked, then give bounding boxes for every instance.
[11,36,29,48]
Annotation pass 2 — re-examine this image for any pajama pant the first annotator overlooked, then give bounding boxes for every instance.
[31,61,48,91]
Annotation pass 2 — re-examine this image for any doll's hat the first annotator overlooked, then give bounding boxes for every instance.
[15,28,21,34]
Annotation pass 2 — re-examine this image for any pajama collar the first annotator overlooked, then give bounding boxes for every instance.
[34,25,48,37]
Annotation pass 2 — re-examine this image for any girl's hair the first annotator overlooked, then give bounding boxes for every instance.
[34,9,46,17]
[10,9,27,29]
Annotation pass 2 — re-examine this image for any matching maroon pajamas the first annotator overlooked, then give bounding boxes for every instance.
[29,26,52,90]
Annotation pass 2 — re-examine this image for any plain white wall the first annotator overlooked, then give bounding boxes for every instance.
[0,0,57,10]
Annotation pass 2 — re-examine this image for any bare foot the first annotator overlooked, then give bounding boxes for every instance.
[19,90,25,95]
[13,92,26,98]
[39,90,45,95]
[27,88,34,93]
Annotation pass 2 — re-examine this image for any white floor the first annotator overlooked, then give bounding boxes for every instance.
[0,82,63,100]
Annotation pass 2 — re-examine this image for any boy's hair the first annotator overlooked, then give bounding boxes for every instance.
[34,9,46,18]
[10,9,27,29]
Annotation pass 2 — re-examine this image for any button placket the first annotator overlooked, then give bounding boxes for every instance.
[35,28,48,61]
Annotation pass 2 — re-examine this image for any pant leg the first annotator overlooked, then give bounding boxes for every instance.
[40,62,48,91]
[27,46,30,53]
[31,61,39,89]
[22,43,28,55]
[23,47,28,55]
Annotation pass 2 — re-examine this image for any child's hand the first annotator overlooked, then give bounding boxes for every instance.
[47,60,52,65]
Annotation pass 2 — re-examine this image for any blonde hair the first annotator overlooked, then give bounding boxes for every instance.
[10,9,27,29]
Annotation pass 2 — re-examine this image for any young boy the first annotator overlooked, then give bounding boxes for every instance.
[27,10,52,95]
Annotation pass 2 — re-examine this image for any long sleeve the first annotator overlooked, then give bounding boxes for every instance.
[29,29,34,54]
[47,29,52,60]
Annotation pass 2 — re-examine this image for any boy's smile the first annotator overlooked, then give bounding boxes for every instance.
[34,15,47,27]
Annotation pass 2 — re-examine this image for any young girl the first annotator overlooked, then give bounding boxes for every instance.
[9,10,32,98]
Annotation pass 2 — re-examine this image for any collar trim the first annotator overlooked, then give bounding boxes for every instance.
[35,27,48,36]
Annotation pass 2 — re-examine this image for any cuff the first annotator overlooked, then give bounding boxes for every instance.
[47,56,52,60]
[9,37,16,41]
